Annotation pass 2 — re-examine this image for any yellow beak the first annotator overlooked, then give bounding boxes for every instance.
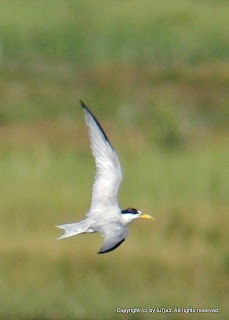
[140,213,155,220]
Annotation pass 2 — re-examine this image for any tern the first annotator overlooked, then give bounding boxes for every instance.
[57,101,154,254]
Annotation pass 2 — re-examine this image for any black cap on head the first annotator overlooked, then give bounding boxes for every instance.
[121,208,139,215]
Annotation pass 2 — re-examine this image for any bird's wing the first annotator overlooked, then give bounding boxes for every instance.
[98,224,128,254]
[81,101,122,211]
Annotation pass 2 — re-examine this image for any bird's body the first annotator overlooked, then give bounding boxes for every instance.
[57,101,153,254]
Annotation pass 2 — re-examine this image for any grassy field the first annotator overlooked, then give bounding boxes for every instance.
[0,1,229,320]
[1,0,229,67]
[0,130,228,320]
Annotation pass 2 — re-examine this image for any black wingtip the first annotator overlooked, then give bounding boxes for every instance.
[97,239,125,254]
[80,100,87,109]
[79,100,94,117]
[80,100,114,149]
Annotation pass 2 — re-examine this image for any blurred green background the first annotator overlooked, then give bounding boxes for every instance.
[0,1,228,319]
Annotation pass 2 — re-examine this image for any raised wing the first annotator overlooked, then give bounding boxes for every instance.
[98,224,127,254]
[80,101,123,211]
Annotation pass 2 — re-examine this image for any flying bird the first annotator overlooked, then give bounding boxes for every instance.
[57,101,154,254]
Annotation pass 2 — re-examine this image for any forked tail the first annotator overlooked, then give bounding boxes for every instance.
[56,220,89,239]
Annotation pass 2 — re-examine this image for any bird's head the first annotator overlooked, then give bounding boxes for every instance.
[121,207,154,225]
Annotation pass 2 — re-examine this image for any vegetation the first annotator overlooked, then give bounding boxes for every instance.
[0,1,228,319]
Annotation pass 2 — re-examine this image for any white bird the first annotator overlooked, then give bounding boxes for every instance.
[57,101,154,254]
